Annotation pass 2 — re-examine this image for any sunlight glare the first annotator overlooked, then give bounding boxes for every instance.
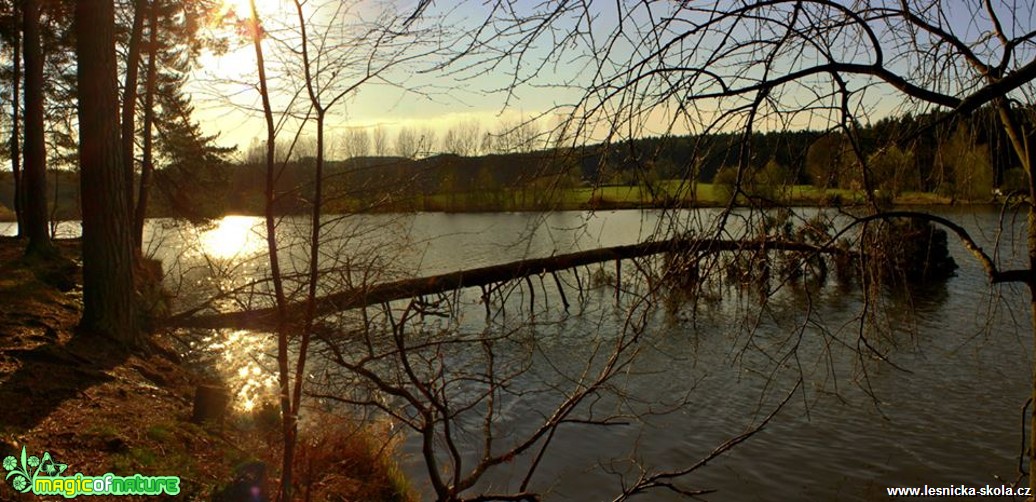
[220,0,281,22]
[198,215,264,260]
[198,329,279,413]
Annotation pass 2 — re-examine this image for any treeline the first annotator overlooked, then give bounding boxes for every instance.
[600,107,1032,200]
[227,106,1036,211]
[4,106,1031,221]
[223,151,582,214]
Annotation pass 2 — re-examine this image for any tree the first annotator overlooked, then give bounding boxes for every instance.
[76,0,139,343]
[163,1,1036,499]
[490,118,539,154]
[1,0,77,238]
[237,3,290,497]
[120,0,146,221]
[340,128,370,159]
[392,125,437,159]
[868,145,918,197]
[395,126,418,159]
[148,88,232,223]
[372,124,388,156]
[130,0,156,249]
[127,0,226,248]
[209,0,442,496]
[938,124,993,201]
[743,158,791,200]
[441,119,481,156]
[805,133,848,189]
[2,3,24,237]
[22,0,52,255]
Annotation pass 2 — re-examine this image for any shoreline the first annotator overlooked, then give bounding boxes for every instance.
[0,196,1004,224]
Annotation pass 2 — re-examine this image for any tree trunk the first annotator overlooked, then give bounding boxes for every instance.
[165,237,851,331]
[76,0,140,345]
[983,98,1036,498]
[1030,279,1036,500]
[22,0,53,256]
[10,4,24,238]
[122,0,146,252]
[133,1,158,250]
[246,0,292,498]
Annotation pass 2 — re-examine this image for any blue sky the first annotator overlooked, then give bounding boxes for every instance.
[185,0,1036,158]
[188,0,593,156]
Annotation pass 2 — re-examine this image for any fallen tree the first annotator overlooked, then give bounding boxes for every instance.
[164,236,851,331]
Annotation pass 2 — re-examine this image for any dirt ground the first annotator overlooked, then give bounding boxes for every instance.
[0,237,254,500]
[0,237,412,502]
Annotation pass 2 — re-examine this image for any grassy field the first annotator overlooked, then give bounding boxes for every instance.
[390,182,956,212]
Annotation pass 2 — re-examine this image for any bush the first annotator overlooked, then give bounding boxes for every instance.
[863,218,957,283]
[712,165,739,202]
[293,412,413,502]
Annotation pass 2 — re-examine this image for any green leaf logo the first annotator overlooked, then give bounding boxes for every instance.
[3,447,66,494]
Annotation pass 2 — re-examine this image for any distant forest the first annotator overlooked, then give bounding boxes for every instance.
[2,107,1031,221]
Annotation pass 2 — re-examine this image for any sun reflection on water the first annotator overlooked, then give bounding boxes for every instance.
[189,329,278,412]
[198,215,265,260]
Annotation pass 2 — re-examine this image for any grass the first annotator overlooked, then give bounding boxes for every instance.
[230,404,415,502]
[292,413,414,502]
[145,424,173,443]
[333,181,965,213]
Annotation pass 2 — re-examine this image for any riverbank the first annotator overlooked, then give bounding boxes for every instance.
[0,182,974,223]
[0,238,411,500]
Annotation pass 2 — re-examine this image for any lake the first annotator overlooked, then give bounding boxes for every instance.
[3,207,1031,501]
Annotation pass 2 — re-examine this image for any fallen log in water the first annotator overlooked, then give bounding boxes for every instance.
[163,237,844,331]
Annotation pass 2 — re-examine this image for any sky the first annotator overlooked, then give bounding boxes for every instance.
[183,0,1036,160]
[187,0,591,158]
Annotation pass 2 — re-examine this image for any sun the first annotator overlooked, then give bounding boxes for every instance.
[198,215,264,260]
[199,0,287,88]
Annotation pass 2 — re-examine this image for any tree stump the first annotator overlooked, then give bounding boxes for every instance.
[191,383,229,426]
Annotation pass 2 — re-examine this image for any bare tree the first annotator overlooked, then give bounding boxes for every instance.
[286,1,438,496]
[341,128,371,159]
[417,126,436,156]
[208,0,444,497]
[372,124,388,157]
[168,1,1036,500]
[450,0,1036,495]
[395,125,419,159]
[441,119,482,156]
[490,118,540,154]
[239,3,292,497]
